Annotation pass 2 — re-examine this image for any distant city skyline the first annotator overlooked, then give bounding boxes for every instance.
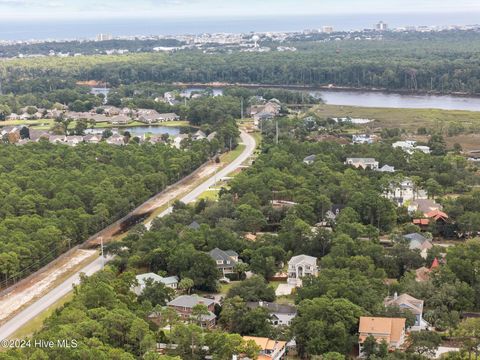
[1,0,480,20]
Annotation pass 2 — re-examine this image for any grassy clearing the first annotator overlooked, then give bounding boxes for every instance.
[197,189,220,201]
[312,104,480,132]
[8,292,74,340]
[220,143,246,164]
[219,281,240,295]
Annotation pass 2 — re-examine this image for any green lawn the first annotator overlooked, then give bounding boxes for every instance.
[220,143,246,164]
[197,189,221,201]
[219,281,241,295]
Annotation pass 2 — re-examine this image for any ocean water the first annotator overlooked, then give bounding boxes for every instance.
[0,12,479,41]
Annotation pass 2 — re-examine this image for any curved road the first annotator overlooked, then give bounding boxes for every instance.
[0,130,256,341]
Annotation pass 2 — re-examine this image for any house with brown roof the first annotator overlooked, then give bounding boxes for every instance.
[413,210,449,231]
[384,293,426,329]
[415,258,440,282]
[358,317,406,356]
[242,336,287,360]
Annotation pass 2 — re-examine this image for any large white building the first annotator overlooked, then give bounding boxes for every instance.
[287,255,318,287]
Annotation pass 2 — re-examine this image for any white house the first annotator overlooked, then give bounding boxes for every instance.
[132,273,179,295]
[393,141,431,155]
[345,158,379,170]
[352,134,374,144]
[384,179,427,207]
[287,255,318,287]
[246,301,297,327]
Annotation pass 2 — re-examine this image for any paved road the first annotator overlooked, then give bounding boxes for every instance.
[0,131,256,341]
[155,130,256,219]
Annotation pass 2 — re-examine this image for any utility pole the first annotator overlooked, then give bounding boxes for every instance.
[100,237,104,268]
[240,97,244,119]
[275,119,279,145]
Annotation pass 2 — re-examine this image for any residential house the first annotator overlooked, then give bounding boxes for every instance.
[192,130,206,141]
[246,301,297,327]
[287,254,318,287]
[173,134,189,149]
[65,136,84,146]
[345,158,379,170]
[393,141,431,154]
[29,129,49,142]
[84,134,102,144]
[102,106,121,116]
[352,134,374,144]
[403,233,433,258]
[148,135,166,145]
[188,221,201,230]
[132,273,179,295]
[49,135,67,144]
[384,293,426,329]
[303,155,316,165]
[90,114,109,123]
[408,199,443,214]
[137,109,161,124]
[358,317,406,356]
[1,126,21,143]
[110,115,130,125]
[323,204,345,224]
[106,134,125,146]
[415,258,440,282]
[207,132,217,142]
[6,113,20,120]
[159,113,180,122]
[385,179,427,207]
[413,210,449,231]
[250,101,281,124]
[208,248,239,276]
[167,295,216,328]
[164,92,179,106]
[242,336,287,360]
[377,165,396,173]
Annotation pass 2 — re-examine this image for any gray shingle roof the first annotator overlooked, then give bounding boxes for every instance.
[167,295,214,308]
[208,248,238,268]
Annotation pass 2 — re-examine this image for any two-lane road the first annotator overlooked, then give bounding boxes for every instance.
[0,130,256,341]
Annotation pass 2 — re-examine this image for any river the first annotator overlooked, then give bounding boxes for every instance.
[310,90,480,112]
[184,86,480,112]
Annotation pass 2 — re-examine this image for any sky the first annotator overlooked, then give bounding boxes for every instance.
[1,0,480,20]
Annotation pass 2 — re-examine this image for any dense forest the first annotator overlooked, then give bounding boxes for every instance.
[3,31,480,93]
[0,140,215,288]
[4,116,480,359]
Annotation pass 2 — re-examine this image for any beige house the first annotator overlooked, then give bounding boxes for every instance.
[345,158,379,170]
[359,317,406,357]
